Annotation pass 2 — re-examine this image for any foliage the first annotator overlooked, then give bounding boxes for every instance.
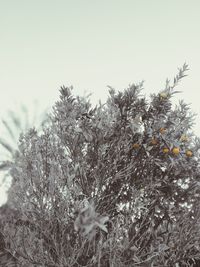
[1,64,200,266]
[0,102,49,190]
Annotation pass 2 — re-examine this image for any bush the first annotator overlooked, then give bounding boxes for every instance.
[1,63,200,266]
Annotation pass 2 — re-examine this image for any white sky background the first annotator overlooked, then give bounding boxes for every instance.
[0,0,200,204]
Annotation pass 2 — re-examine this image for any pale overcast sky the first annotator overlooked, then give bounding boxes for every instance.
[0,0,200,204]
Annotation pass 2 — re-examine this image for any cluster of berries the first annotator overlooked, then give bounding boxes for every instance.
[162,147,192,157]
[132,129,193,158]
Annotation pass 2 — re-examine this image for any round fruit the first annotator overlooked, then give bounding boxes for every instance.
[132,143,140,149]
[172,147,180,155]
[185,150,193,157]
[162,147,169,153]
[159,128,167,134]
[150,138,158,145]
[159,92,168,99]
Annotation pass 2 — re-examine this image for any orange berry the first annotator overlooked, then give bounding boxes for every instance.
[172,147,180,155]
[162,147,169,153]
[159,128,167,134]
[150,138,158,145]
[132,143,140,149]
[185,150,193,157]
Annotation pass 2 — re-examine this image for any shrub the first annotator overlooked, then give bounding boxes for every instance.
[1,63,200,266]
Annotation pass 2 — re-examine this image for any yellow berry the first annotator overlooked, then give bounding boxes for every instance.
[172,147,180,155]
[159,92,168,99]
[132,143,140,149]
[162,147,169,153]
[185,150,193,157]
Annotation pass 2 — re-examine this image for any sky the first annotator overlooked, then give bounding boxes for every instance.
[0,0,200,204]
